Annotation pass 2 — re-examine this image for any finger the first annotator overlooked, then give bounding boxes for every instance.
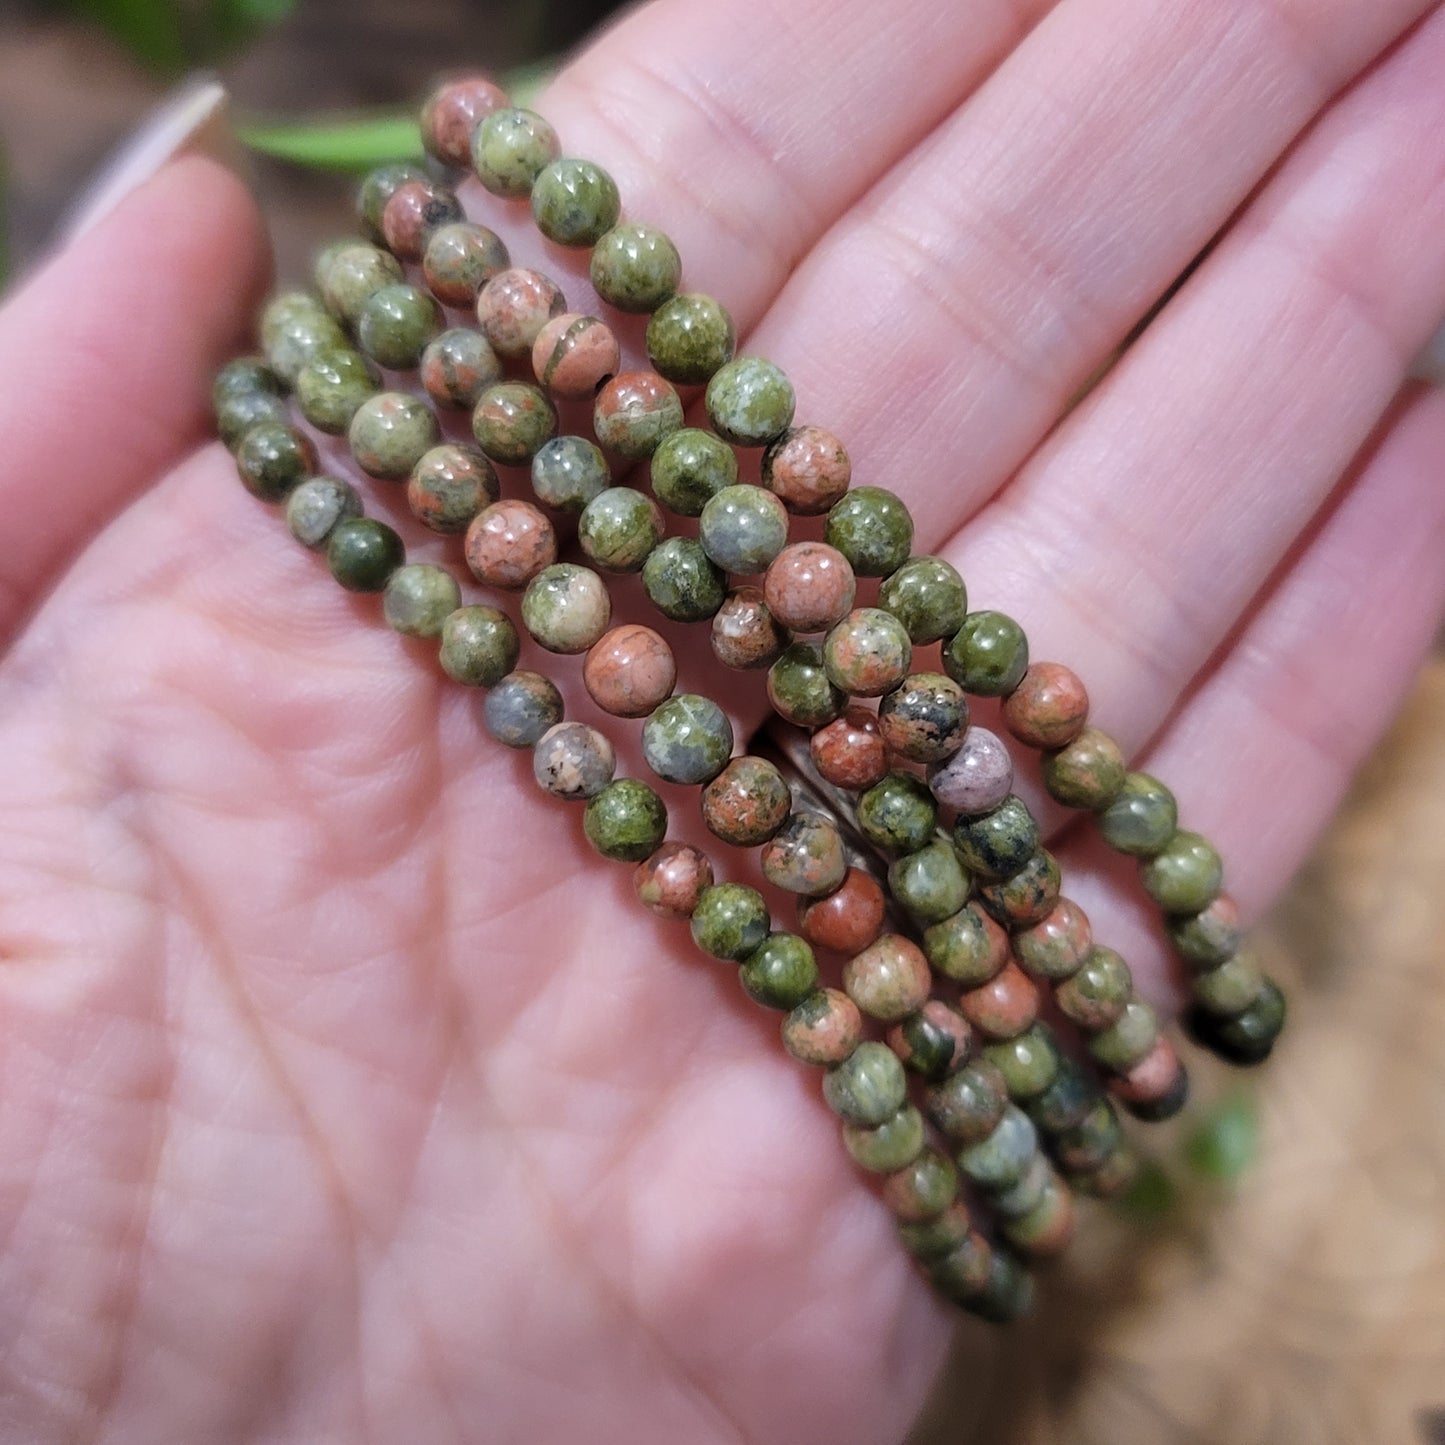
[0,155,271,637]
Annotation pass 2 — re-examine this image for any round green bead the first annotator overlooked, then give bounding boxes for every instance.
[766,642,844,729]
[958,1105,1037,1190]
[579,487,664,573]
[884,1148,959,1222]
[1053,1099,1122,1173]
[1142,830,1224,914]
[439,605,520,688]
[594,374,684,459]
[259,290,327,348]
[649,428,739,516]
[590,223,682,313]
[699,485,789,574]
[357,283,442,370]
[296,348,380,434]
[894,1008,968,1083]
[216,387,290,450]
[898,1205,972,1261]
[976,849,1061,928]
[888,840,969,926]
[472,107,560,197]
[1086,999,1160,1073]
[318,241,404,324]
[382,563,461,639]
[943,610,1029,696]
[531,157,621,246]
[583,779,668,863]
[262,295,347,385]
[235,422,313,502]
[422,222,510,304]
[843,1105,926,1174]
[1023,1055,1096,1135]
[822,607,912,697]
[879,556,968,644]
[641,537,726,622]
[1190,978,1286,1065]
[646,293,736,385]
[327,517,404,593]
[691,882,770,961]
[924,1061,1008,1145]
[1042,726,1127,810]
[991,1154,1050,1221]
[1190,952,1265,1017]
[286,476,361,549]
[357,162,427,241]
[740,932,819,1011]
[705,357,796,446]
[1056,946,1134,1032]
[641,693,734,785]
[822,1041,907,1127]
[408,443,498,534]
[349,392,439,480]
[1168,896,1244,969]
[923,903,1006,987]
[472,381,558,466]
[214,356,278,409]
[1098,772,1178,857]
[521,563,612,655]
[483,670,564,749]
[532,435,610,513]
[857,770,937,856]
[952,795,1039,880]
[982,1025,1060,1101]
[824,486,913,578]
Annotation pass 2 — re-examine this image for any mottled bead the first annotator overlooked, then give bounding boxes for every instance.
[634,842,714,921]
[1055,946,1134,1032]
[532,157,620,246]
[976,849,1061,928]
[594,371,684,459]
[958,1105,1038,1190]
[878,672,967,764]
[420,328,503,411]
[1023,1054,1097,1134]
[1169,893,1244,969]
[705,357,796,446]
[844,935,931,1023]
[943,610,1029,696]
[532,313,620,398]
[1001,1174,1075,1254]
[982,1025,1060,1101]
[822,1041,907,1127]
[1187,978,1286,1065]
[383,562,461,638]
[927,726,1014,815]
[701,755,792,846]
[690,883,769,962]
[357,162,427,244]
[422,221,511,307]
[843,1105,926,1174]
[951,795,1038,881]
[856,770,937,855]
[476,268,566,358]
[824,486,913,577]
[584,624,677,718]
[261,292,347,383]
[821,607,912,697]
[925,1060,1009,1145]
[883,1149,959,1223]
[349,392,439,480]
[420,74,510,167]
[887,1001,972,1083]
[216,384,290,449]
[1002,662,1089,750]
[1043,726,1126,810]
[1142,830,1224,914]
[641,537,726,623]
[532,721,616,801]
[235,422,315,502]
[1052,1099,1122,1174]
[317,242,404,325]
[521,563,611,655]
[797,868,885,955]
[699,485,789,575]
[922,902,1010,986]
[763,542,856,635]
[645,292,736,384]
[925,1230,995,1302]
[285,476,361,549]
[407,443,498,534]
[358,283,442,369]
[963,1248,1036,1324]
[712,587,789,670]
[641,693,734,785]
[464,499,557,590]
[382,178,464,261]
[583,778,668,862]
[483,670,565,749]
[1013,899,1092,982]
[760,812,847,896]
[327,517,404,593]
[781,988,863,1067]
[438,604,519,688]
[531,435,610,513]
[888,840,969,926]
[958,961,1039,1040]
[1087,999,1159,1073]
[809,708,889,792]
[1110,1036,1187,1120]
[766,642,845,728]
[879,556,968,645]
[472,381,558,466]
[649,427,738,517]
[591,223,682,313]
[1190,951,1265,1017]
[1098,772,1178,857]
[740,932,819,1011]
[1076,1144,1140,1199]
[472,106,560,197]
[761,425,850,515]
[296,349,381,434]
[898,1204,974,1262]
[579,487,664,573]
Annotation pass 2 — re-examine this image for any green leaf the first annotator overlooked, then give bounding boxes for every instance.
[1118,1160,1179,1222]
[64,0,188,74]
[1184,1093,1260,1182]
[236,113,424,172]
[205,0,296,54]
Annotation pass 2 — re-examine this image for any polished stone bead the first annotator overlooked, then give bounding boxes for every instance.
[383,562,461,638]
[532,435,611,513]
[532,313,620,398]
[823,486,913,577]
[316,242,404,324]
[760,812,847,897]
[994,1154,1058,1223]
[634,842,714,921]
[1142,830,1224,914]
[1052,1099,1123,1173]
[381,179,464,260]
[476,268,566,358]
[761,425,851,515]
[927,726,1014,816]
[216,385,290,450]
[1012,898,1092,981]
[1169,893,1244,969]
[420,74,510,166]
[923,902,1010,987]
[579,487,664,573]
[349,392,439,479]
[297,348,381,434]
[888,840,969,927]
[781,988,863,1067]
[1117,1062,1189,1123]
[327,517,404,592]
[966,1249,1036,1323]
[1098,771,1178,856]
[590,223,682,313]
[702,755,792,846]
[286,476,361,549]
[1087,999,1159,1073]
[357,163,428,243]
[521,562,612,654]
[533,721,616,801]
[959,961,1039,1041]
[531,157,620,247]
[823,608,912,697]
[879,672,968,764]
[641,693,734,785]
[1188,978,1286,1064]
[857,770,937,855]
[420,328,503,411]
[649,427,738,516]
[763,542,856,634]
[594,371,684,460]
[1043,725,1126,810]
[843,935,931,1023]
[407,443,499,534]
[976,850,1061,928]
[982,1024,1060,1101]
[423,221,511,307]
[236,422,315,502]
[472,381,558,466]
[699,485,789,575]
[1001,1174,1075,1255]
[843,1105,926,1173]
[482,670,564,748]
[1110,1036,1187,1119]
[583,778,669,862]
[646,292,736,384]
[473,106,560,197]
[641,537,726,622]
[879,556,968,644]
[1076,1144,1140,1199]
[822,1041,907,1127]
[741,932,819,1011]
[887,1000,972,1082]
[943,610,1029,696]
[357,283,442,369]
[584,624,677,717]
[1002,662,1089,749]
[951,795,1038,880]
[261,291,347,383]
[882,1149,959,1223]
[712,587,789,670]
[925,1060,1009,1144]
[796,868,885,955]
[705,357,796,446]
[438,605,520,687]
[1023,1054,1097,1134]
[924,1228,994,1298]
[464,499,557,590]
[809,707,890,792]
[690,882,770,961]
[959,1105,1038,1190]
[766,642,845,728]
[1190,950,1265,1017]
[897,1203,974,1261]
[1055,946,1134,1032]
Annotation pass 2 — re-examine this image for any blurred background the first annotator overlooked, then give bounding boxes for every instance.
[2,3,1444,1442]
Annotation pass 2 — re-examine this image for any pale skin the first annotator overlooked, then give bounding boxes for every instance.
[1,0,1445,1438]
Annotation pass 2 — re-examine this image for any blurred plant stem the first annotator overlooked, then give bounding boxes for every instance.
[53,0,295,74]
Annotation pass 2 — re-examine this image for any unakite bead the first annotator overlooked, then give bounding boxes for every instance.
[888,840,970,926]
[634,842,713,920]
[760,812,847,897]
[438,605,520,687]
[584,778,668,862]
[740,932,819,1011]
[1013,899,1092,982]
[531,157,620,246]
[383,563,461,638]
[472,107,560,197]
[958,1105,1038,1190]
[1053,1099,1122,1173]
[810,707,888,791]
[532,435,610,513]
[824,486,913,578]
[843,1105,926,1174]
[781,988,863,1067]
[476,269,566,358]
[878,672,967,763]
[646,293,736,384]
[899,1205,974,1263]
[966,1250,1036,1324]
[465,499,557,590]
[1141,830,1224,914]
[822,1041,907,1127]
[959,961,1039,1041]
[1098,772,1178,856]
[1055,946,1134,1032]
[641,537,726,622]
[261,292,346,383]
[1023,1055,1097,1134]
[766,642,844,728]
[382,179,464,260]
[879,556,968,644]
[983,1024,1060,1100]
[882,1149,959,1222]
[712,587,789,670]
[943,610,1029,696]
[844,935,931,1023]
[925,1061,1009,1144]
[991,1153,1051,1221]
[856,771,937,856]
[358,284,442,370]
[297,348,380,434]
[318,242,404,324]
[590,222,682,312]
[702,756,792,846]
[422,222,510,307]
[1188,978,1285,1064]
[699,485,789,575]
[216,386,290,449]
[533,721,616,801]
[472,382,558,466]
[531,313,620,398]
[976,849,1061,928]
[349,393,439,479]
[1190,951,1265,1017]
[1169,893,1244,969]
[521,563,612,654]
[594,372,684,459]
[1087,999,1159,1072]
[649,427,738,516]
[214,356,279,409]
[236,422,315,502]
[952,795,1039,880]
[327,517,404,592]
[641,693,734,785]
[579,488,664,573]
[407,444,498,534]
[922,902,1009,987]
[690,883,770,961]
[889,1000,972,1082]
[419,74,509,167]
[1002,662,1089,750]
[286,476,361,549]
[421,329,503,411]
[484,673,565,744]
[823,607,912,697]
[357,162,427,242]
[762,425,851,516]
[585,624,677,717]
[705,357,796,447]
[763,542,857,636]
[1043,725,1126,810]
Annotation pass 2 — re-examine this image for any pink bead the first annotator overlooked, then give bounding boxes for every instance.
[421,75,510,167]
[927,727,1014,814]
[464,500,556,590]
[532,313,621,398]
[477,268,566,357]
[763,542,856,634]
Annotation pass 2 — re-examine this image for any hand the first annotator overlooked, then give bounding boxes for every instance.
[2,1,1444,1439]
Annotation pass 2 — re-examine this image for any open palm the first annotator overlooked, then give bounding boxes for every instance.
[3,0,1445,1440]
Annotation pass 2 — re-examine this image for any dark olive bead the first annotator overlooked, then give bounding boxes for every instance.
[1055,945,1134,1032]
[963,1249,1035,1324]
[473,108,560,197]
[951,795,1039,880]
[765,642,844,729]
[705,357,795,447]
[691,883,770,962]
[976,849,1061,928]
[943,610,1029,696]
[216,387,291,449]
[357,283,442,370]
[878,555,968,644]
[888,840,970,926]
[439,605,520,688]
[1186,978,1286,1065]
[641,537,726,623]
[1042,726,1127,810]
[926,1229,994,1302]
[856,771,937,856]
[957,1105,1037,1190]
[823,486,913,577]
[583,779,668,863]
[1190,951,1266,1017]
[1097,772,1178,857]
[649,427,738,517]
[843,1105,926,1173]
[897,1204,973,1262]
[646,293,736,384]
[297,348,381,434]
[1141,830,1224,914]
[591,223,682,313]
[882,1148,959,1223]
[822,1041,907,1127]
[1168,894,1244,969]
[923,902,1009,987]
[326,517,404,592]
[740,932,819,1011]
[1023,1054,1097,1134]
[982,1024,1060,1101]
[286,476,361,549]
[1052,1099,1122,1173]
[924,1060,1008,1145]
[531,158,621,246]
[1086,999,1159,1073]
[235,422,315,502]
[891,1002,971,1082]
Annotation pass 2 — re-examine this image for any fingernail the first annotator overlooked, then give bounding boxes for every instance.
[63,75,239,242]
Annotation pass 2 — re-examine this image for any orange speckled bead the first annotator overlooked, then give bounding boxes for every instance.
[1002,662,1089,749]
[531,313,620,398]
[782,988,863,1067]
[798,868,885,955]
[1109,1035,1188,1121]
[476,268,566,357]
[420,75,510,167]
[1012,899,1093,982]
[761,425,851,515]
[809,707,888,791]
[381,179,464,260]
[887,1000,973,1082]
[634,842,714,921]
[1002,1178,1075,1256]
[763,542,856,634]
[957,961,1039,1040]
[711,587,789,670]
[464,499,556,590]
[843,935,931,1023]
[583,624,677,718]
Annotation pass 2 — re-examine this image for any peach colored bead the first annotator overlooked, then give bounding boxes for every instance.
[843,935,931,1023]
[464,499,556,590]
[1012,898,1094,982]
[634,842,714,921]
[421,75,510,167]
[957,961,1039,1040]
[1110,1035,1182,1106]
[809,707,888,791]
[531,313,621,398]
[1002,662,1090,749]
[381,179,462,261]
[583,625,677,718]
[763,541,856,634]
[477,268,566,357]
[797,868,885,955]
[761,425,852,514]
